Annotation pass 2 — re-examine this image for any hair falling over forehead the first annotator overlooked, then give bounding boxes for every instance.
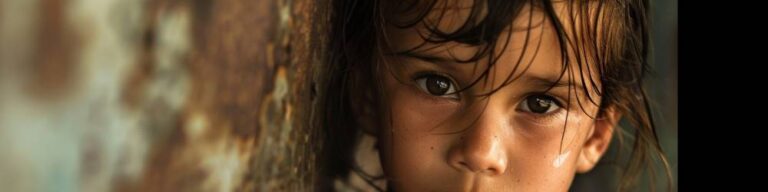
[320,0,672,191]
[379,0,616,112]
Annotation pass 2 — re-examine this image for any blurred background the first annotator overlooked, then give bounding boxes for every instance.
[0,0,321,191]
[0,0,676,191]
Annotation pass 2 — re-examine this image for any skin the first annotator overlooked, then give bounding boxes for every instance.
[369,1,621,191]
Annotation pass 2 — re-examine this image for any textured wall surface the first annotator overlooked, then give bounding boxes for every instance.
[0,0,322,191]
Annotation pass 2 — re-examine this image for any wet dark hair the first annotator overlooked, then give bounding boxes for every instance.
[316,0,672,191]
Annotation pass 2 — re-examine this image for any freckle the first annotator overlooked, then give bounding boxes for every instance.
[430,146,434,150]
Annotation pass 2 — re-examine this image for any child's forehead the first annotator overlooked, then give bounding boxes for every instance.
[411,22,599,94]
[383,0,607,101]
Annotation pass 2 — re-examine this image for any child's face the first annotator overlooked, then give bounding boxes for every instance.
[376,1,618,191]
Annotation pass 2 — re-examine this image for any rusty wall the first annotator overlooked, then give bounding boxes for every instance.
[0,0,324,191]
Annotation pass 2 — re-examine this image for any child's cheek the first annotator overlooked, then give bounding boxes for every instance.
[396,84,460,133]
[378,67,464,186]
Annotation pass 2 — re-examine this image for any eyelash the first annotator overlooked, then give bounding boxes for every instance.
[412,72,461,101]
[516,93,568,123]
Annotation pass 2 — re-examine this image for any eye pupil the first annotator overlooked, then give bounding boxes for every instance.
[527,95,552,113]
[426,76,450,95]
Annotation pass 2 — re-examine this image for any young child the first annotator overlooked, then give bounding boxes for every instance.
[318,0,672,191]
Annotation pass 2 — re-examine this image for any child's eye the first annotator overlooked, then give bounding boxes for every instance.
[415,74,459,99]
[517,94,563,114]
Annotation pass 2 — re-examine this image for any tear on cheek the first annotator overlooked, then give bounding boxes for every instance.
[552,150,570,168]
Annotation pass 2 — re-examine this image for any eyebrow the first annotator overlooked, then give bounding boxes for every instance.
[528,76,567,88]
[394,50,460,64]
[393,51,467,73]
[522,75,587,96]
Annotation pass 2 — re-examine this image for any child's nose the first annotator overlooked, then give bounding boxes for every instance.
[447,110,509,176]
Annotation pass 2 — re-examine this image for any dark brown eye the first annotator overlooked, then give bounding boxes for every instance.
[518,94,561,114]
[415,74,458,99]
